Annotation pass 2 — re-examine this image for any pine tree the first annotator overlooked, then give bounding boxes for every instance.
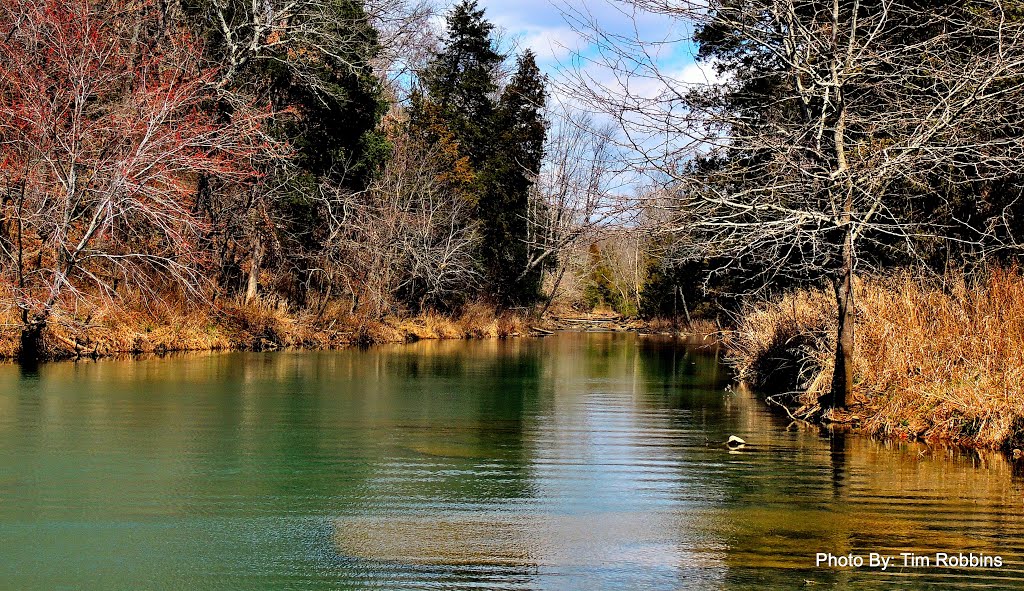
[479,51,548,306]
[417,0,504,169]
[187,0,387,188]
[260,0,389,300]
[273,13,387,190]
[412,3,548,307]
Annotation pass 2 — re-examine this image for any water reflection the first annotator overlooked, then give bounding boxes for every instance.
[830,429,848,496]
[0,333,1022,590]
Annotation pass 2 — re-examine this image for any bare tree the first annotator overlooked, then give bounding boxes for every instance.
[316,134,480,317]
[0,0,269,359]
[601,232,645,315]
[197,0,377,93]
[366,0,439,99]
[179,0,403,306]
[565,0,1024,408]
[527,108,633,311]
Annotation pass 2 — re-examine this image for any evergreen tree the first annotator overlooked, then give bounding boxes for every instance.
[186,0,387,187]
[181,0,388,302]
[412,3,548,308]
[259,0,389,301]
[479,51,548,306]
[267,1,388,190]
[417,0,504,170]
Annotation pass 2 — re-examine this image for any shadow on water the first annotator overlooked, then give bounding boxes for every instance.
[16,358,40,380]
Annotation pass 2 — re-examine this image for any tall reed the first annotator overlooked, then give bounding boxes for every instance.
[731,269,1024,449]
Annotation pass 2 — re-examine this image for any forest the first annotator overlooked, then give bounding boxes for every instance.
[4,0,1024,447]
[0,0,564,357]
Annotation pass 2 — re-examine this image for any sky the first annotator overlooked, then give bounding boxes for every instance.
[430,0,723,195]
[471,0,718,91]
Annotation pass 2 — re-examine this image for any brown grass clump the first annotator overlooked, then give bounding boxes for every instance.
[0,283,21,359]
[858,269,1024,449]
[732,269,1024,449]
[422,314,465,339]
[456,301,501,338]
[729,288,836,399]
[29,291,234,358]
[0,286,532,360]
[350,318,406,345]
[344,302,527,344]
[216,297,346,350]
[497,311,527,338]
[395,313,466,341]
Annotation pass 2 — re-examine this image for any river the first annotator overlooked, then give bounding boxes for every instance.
[1,332,1022,589]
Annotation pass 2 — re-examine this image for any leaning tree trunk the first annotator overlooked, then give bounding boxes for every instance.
[829,228,855,409]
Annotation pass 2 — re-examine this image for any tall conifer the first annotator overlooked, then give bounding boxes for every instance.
[413,3,548,306]
[480,51,548,305]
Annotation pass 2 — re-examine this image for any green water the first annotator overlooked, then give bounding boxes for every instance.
[1,332,1022,590]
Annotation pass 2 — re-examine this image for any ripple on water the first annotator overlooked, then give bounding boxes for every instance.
[0,334,1022,590]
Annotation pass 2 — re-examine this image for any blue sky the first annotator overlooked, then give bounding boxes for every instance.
[463,0,717,195]
[423,0,721,195]
[472,0,714,89]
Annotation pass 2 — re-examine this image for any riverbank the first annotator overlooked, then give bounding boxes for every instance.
[0,294,533,361]
[0,288,719,362]
[728,269,1024,450]
[9,275,1016,453]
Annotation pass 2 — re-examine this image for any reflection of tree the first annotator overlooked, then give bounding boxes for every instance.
[342,338,543,506]
[635,336,728,413]
[4,338,1024,589]
[712,389,1024,587]
[829,430,848,497]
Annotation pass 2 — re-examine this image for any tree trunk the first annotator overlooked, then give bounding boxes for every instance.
[539,265,568,318]
[245,238,263,304]
[829,229,855,409]
[828,83,855,410]
[18,318,46,364]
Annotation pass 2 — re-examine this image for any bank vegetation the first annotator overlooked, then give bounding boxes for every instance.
[555,0,1024,451]
[0,0,619,361]
[728,269,1024,449]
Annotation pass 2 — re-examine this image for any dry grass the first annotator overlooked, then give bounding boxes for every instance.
[452,302,527,339]
[728,288,836,398]
[731,269,1024,449]
[0,289,531,361]
[22,291,234,359]
[345,302,527,344]
[0,282,20,359]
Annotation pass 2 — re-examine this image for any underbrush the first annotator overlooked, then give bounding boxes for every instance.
[730,269,1024,449]
[0,291,531,361]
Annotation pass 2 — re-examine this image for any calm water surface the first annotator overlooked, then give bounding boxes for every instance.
[1,332,1023,589]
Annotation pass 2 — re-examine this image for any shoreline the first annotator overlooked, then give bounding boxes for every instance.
[725,271,1024,454]
[0,300,541,363]
[5,299,1018,457]
[0,305,723,364]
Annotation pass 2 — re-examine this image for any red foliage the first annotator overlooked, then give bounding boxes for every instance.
[0,0,272,323]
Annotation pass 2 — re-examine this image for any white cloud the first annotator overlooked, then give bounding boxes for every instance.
[508,24,581,62]
[676,60,725,87]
